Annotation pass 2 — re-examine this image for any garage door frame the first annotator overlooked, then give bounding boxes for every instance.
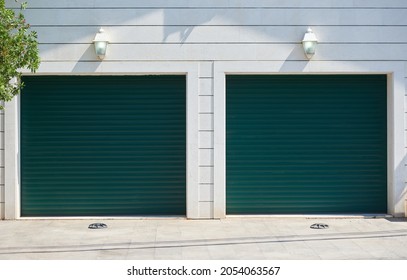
[3,62,200,219]
[213,61,405,218]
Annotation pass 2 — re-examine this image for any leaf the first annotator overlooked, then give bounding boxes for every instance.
[0,0,40,109]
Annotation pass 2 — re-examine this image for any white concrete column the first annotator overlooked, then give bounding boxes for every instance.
[4,96,20,219]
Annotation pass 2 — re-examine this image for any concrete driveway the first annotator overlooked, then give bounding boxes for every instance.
[0,217,406,260]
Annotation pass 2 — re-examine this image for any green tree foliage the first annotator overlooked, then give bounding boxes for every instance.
[0,0,40,109]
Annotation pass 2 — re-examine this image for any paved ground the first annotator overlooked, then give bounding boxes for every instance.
[0,217,406,260]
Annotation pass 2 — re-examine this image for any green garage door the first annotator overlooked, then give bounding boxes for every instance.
[227,75,387,214]
[21,76,186,216]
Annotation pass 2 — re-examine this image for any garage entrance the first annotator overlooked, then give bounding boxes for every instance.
[21,76,186,216]
[226,75,387,214]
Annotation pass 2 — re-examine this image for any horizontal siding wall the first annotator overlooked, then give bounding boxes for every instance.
[4,0,407,217]
[6,2,407,63]
[6,1,406,64]
[7,0,407,8]
[18,9,407,26]
[31,26,407,44]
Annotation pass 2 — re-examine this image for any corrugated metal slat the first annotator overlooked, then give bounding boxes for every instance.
[21,76,186,216]
[226,75,387,214]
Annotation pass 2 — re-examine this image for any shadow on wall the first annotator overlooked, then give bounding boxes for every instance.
[20,5,320,65]
[71,45,102,73]
[29,7,222,64]
[279,46,309,72]
[162,9,217,44]
[14,2,407,65]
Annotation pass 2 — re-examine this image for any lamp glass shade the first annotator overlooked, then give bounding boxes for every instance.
[93,28,109,60]
[302,41,317,58]
[302,28,318,59]
[94,41,108,59]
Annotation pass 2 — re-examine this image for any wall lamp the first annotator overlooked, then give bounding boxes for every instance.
[93,28,109,60]
[302,27,318,59]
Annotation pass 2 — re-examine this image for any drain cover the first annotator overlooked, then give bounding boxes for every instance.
[310,223,329,229]
[88,223,107,229]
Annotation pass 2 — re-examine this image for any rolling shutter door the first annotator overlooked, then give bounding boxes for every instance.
[21,76,186,216]
[226,75,387,214]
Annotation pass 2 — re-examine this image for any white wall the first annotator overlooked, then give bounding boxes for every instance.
[0,105,4,219]
[2,0,407,219]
